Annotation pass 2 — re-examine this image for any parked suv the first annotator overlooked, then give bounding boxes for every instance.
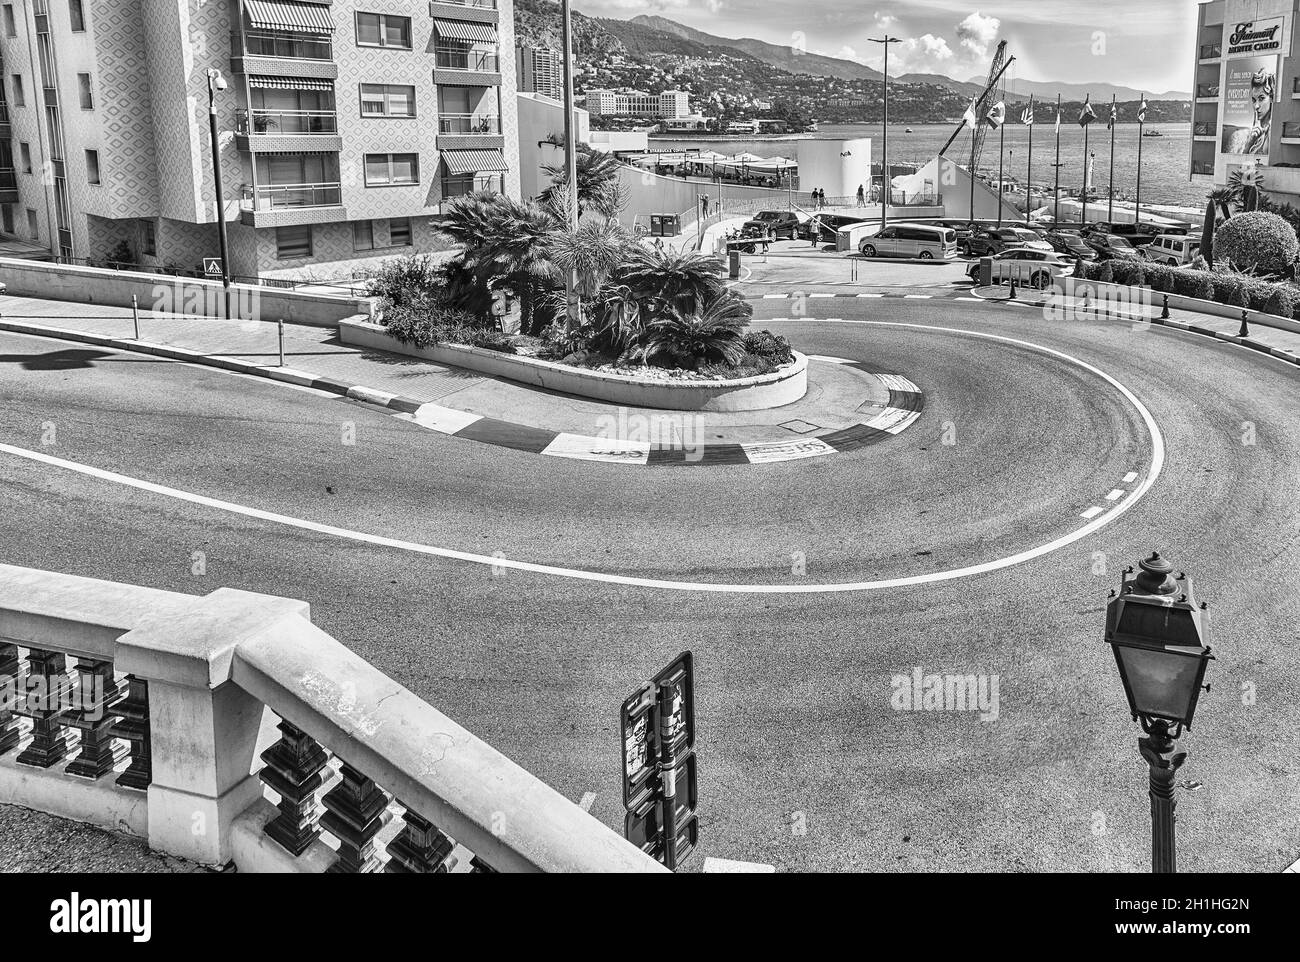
[742,210,800,240]
[858,223,959,259]
[1044,231,1097,261]
[1142,234,1201,266]
[965,226,1053,257]
[1083,232,1141,260]
[797,213,870,243]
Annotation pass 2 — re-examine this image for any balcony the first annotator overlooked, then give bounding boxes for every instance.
[235,108,342,152]
[239,181,345,227]
[232,31,338,80]
[436,112,504,149]
[1191,161,1214,176]
[1196,83,1219,100]
[1192,121,1217,139]
[0,166,16,203]
[1282,122,1300,144]
[1199,42,1221,60]
[428,0,499,25]
[434,45,501,86]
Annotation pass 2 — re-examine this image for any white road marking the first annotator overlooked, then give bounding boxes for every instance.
[579,792,598,812]
[903,294,932,299]
[1124,471,1139,483]
[400,404,482,435]
[955,296,984,302]
[805,355,857,365]
[1105,489,1125,501]
[1080,506,1105,520]
[541,433,651,464]
[809,293,836,299]
[703,857,776,873]
[866,408,921,434]
[0,323,1164,594]
[763,294,788,299]
[875,374,920,393]
[856,293,886,298]
[741,438,835,463]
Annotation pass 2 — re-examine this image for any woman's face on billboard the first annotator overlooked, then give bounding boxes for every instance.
[1253,88,1272,123]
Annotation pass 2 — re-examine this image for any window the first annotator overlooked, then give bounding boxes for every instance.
[352,219,375,251]
[359,83,415,118]
[364,152,418,186]
[26,207,37,238]
[11,75,22,107]
[19,142,31,173]
[3,6,15,37]
[388,217,412,247]
[69,0,86,32]
[77,73,93,109]
[1,205,13,234]
[356,12,411,49]
[140,219,156,257]
[275,225,313,259]
[85,149,100,185]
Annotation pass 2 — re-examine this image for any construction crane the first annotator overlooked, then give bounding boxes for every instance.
[939,40,1014,222]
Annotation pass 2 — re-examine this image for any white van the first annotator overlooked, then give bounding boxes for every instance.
[858,223,959,260]
[1142,234,1200,267]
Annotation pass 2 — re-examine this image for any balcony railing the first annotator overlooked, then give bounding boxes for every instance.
[1193,121,1217,137]
[442,175,501,199]
[244,30,332,61]
[1199,42,1222,59]
[438,113,500,134]
[432,0,497,7]
[1191,161,1215,175]
[237,108,339,135]
[1282,122,1300,140]
[241,182,342,211]
[1196,83,1219,99]
[0,563,664,873]
[435,46,500,72]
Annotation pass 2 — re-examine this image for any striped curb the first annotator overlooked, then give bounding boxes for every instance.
[756,290,976,301]
[0,317,923,467]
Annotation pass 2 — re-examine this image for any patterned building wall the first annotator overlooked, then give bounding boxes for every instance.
[497,0,521,198]
[0,7,52,250]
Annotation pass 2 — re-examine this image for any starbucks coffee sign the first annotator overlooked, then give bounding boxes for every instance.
[1227,17,1286,57]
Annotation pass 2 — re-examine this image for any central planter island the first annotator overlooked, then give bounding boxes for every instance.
[339,317,808,412]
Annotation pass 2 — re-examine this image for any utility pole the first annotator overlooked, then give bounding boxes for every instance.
[207,69,232,321]
[560,0,580,329]
[868,35,901,231]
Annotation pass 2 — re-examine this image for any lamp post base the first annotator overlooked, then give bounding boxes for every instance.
[1138,719,1187,874]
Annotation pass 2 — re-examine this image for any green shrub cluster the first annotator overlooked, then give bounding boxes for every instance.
[1213,210,1300,276]
[1074,259,1300,318]
[383,301,514,353]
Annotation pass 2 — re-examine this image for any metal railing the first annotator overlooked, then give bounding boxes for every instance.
[432,0,497,7]
[437,113,501,134]
[244,31,332,61]
[441,176,502,200]
[1199,42,1221,59]
[241,182,343,211]
[434,46,499,72]
[1191,161,1215,175]
[1283,122,1300,139]
[1192,121,1217,137]
[237,108,339,136]
[1196,83,1219,99]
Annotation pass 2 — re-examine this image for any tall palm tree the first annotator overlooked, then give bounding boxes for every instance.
[542,146,627,220]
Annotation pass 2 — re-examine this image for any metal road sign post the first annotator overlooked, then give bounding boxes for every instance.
[621,651,697,870]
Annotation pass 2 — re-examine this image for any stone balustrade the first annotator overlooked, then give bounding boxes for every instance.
[0,564,665,873]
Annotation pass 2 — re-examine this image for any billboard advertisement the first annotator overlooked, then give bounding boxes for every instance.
[1221,55,1278,157]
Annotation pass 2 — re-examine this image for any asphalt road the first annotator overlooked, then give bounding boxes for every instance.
[1,296,1297,873]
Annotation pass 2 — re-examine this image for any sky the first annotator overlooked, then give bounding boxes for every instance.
[570,0,1198,94]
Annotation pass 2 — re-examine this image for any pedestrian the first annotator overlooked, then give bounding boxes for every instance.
[856,184,865,207]
[701,193,710,218]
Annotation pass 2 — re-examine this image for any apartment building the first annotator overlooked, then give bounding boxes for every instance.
[0,0,522,280]
[515,42,560,101]
[1191,0,1300,207]
[583,87,691,120]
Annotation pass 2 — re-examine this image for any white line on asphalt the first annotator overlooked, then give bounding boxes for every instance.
[702,857,776,873]
[809,293,835,298]
[579,792,598,812]
[903,294,932,299]
[856,293,885,298]
[1105,489,1125,501]
[763,294,788,299]
[1080,506,1105,520]
[1124,471,1139,483]
[0,323,1165,594]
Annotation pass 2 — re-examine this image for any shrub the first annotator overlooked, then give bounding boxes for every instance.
[1109,261,1134,286]
[1144,264,1174,292]
[383,301,512,352]
[1213,210,1300,275]
[1244,280,1274,312]
[366,254,444,308]
[1220,279,1249,307]
[644,301,748,370]
[1095,260,1114,283]
[1263,286,1299,318]
[1182,271,1214,300]
[742,330,794,364]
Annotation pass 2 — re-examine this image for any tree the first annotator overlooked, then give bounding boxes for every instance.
[616,246,730,321]
[542,145,627,220]
[644,292,751,370]
[546,219,635,301]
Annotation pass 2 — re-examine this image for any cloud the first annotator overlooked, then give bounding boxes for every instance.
[889,34,955,75]
[955,11,1000,60]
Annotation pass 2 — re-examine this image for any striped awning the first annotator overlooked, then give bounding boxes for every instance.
[442,149,509,174]
[432,19,498,42]
[249,76,334,90]
[244,0,335,33]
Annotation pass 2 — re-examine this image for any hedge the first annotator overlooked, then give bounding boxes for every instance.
[1074,260,1300,319]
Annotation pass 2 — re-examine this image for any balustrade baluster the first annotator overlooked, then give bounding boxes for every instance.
[15,648,72,768]
[320,762,392,873]
[65,659,126,779]
[111,675,152,789]
[259,719,330,855]
[385,804,453,873]
[0,642,20,755]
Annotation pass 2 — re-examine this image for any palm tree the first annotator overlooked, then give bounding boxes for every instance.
[644,293,750,370]
[542,146,627,220]
[545,219,633,300]
[617,246,729,321]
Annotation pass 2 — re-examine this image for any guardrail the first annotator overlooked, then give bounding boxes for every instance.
[434,47,499,72]
[0,564,664,873]
[237,108,338,136]
[240,182,343,211]
[437,113,501,134]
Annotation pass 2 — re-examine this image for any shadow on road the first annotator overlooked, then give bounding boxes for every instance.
[0,349,116,371]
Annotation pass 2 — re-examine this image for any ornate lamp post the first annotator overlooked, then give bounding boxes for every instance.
[207,68,232,320]
[1105,552,1214,874]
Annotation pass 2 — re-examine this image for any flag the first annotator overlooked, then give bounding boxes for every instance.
[1107,100,1118,129]
[961,98,978,130]
[1055,106,1062,134]
[1137,96,1148,124]
[1079,96,1097,127]
[1021,98,1034,126]
[986,101,1006,129]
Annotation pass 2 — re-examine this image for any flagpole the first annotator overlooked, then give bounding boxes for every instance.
[1108,94,1117,223]
[997,119,1005,228]
[1135,94,1145,229]
[1054,94,1062,226]
[1082,108,1090,227]
[1026,98,1034,225]
[969,124,977,223]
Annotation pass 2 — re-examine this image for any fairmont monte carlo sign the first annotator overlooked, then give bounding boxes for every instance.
[1228,17,1286,57]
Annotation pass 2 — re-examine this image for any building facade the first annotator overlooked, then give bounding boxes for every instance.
[515,43,560,101]
[0,0,522,280]
[1191,0,1300,206]
[583,87,690,119]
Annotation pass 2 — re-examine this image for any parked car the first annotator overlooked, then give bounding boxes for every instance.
[1044,231,1097,261]
[1108,222,1187,247]
[742,210,800,240]
[967,248,1077,289]
[965,226,1053,257]
[1141,234,1201,266]
[797,213,870,243]
[1084,232,1142,260]
[858,222,959,259]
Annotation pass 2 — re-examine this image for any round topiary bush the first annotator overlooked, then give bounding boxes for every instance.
[1213,210,1300,275]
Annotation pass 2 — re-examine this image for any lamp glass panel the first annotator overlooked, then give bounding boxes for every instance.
[1116,645,1200,721]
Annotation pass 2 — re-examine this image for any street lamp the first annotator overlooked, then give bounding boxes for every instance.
[1105,551,1214,874]
[207,68,232,320]
[868,36,901,231]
